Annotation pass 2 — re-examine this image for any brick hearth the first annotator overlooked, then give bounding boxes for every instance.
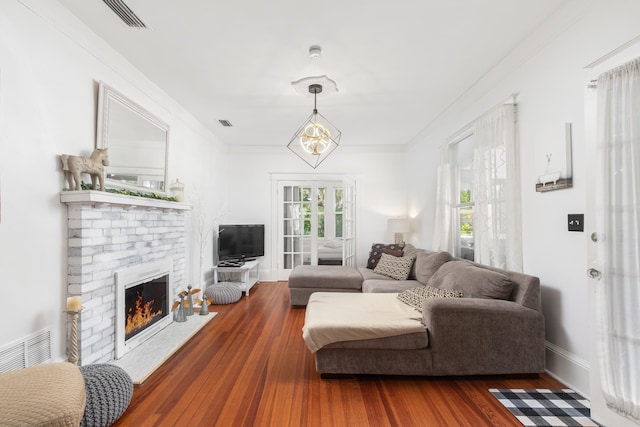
[61,191,191,365]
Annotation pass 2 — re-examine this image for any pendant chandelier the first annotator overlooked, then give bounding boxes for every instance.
[287,84,341,169]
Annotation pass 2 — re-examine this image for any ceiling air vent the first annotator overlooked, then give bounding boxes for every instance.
[102,0,147,28]
[219,120,233,127]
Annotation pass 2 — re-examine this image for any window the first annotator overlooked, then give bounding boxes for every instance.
[452,135,475,260]
[434,103,520,270]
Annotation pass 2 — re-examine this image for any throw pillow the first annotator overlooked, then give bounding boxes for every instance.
[366,243,405,269]
[397,285,464,310]
[373,253,415,280]
[401,244,420,278]
[427,260,514,300]
[414,251,452,284]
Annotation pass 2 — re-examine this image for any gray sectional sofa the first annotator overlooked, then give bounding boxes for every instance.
[290,244,545,376]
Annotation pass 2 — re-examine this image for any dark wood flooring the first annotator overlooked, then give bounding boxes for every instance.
[113,281,564,426]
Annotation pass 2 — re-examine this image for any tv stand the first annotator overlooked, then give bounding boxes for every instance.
[212,259,260,296]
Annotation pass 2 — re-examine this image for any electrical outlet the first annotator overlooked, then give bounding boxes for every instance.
[568,214,584,232]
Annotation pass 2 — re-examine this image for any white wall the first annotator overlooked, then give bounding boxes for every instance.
[0,0,225,361]
[222,146,409,278]
[405,0,640,417]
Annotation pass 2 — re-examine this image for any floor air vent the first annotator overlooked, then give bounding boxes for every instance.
[219,119,233,127]
[102,0,147,28]
[0,329,52,373]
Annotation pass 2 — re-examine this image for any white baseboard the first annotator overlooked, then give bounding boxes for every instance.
[544,341,590,398]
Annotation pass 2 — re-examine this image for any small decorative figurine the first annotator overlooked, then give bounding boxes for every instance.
[60,148,110,191]
[197,296,213,315]
[186,285,195,316]
[178,286,201,316]
[172,295,187,322]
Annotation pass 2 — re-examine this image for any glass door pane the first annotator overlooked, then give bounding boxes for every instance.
[282,185,312,270]
[335,188,343,238]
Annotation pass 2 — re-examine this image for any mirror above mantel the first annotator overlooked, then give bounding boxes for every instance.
[97,82,169,193]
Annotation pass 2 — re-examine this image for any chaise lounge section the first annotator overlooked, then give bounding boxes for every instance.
[294,244,545,376]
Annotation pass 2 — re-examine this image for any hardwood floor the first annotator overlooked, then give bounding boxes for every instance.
[113,281,565,427]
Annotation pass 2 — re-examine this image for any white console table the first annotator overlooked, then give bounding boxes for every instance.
[212,259,261,296]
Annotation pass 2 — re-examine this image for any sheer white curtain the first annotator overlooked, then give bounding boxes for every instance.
[432,143,454,252]
[472,104,522,272]
[595,56,640,422]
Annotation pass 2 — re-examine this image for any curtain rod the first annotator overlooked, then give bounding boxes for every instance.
[584,34,640,69]
[446,93,519,145]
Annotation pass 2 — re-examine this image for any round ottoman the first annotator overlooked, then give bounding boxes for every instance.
[204,284,242,304]
[79,364,133,427]
[0,363,86,427]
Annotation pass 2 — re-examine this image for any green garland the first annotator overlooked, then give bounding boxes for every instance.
[79,182,178,202]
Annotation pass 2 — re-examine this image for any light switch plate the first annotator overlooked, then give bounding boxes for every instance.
[568,214,584,232]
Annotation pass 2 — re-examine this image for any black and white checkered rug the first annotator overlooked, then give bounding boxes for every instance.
[489,388,600,427]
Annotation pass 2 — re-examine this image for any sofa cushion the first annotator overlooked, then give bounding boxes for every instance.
[427,260,514,300]
[362,279,419,293]
[414,251,452,284]
[358,266,390,281]
[288,266,362,290]
[366,243,405,269]
[401,244,423,279]
[397,285,463,310]
[374,253,415,280]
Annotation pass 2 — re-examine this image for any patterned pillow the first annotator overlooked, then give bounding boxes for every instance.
[366,243,405,269]
[397,285,464,310]
[373,253,415,280]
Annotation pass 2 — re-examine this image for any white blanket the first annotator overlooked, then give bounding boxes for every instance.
[302,292,425,353]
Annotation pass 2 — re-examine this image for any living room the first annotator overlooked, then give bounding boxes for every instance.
[0,1,639,426]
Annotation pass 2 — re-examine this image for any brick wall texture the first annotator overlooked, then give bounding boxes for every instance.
[65,202,186,364]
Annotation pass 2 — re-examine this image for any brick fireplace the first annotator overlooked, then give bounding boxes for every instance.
[61,191,191,365]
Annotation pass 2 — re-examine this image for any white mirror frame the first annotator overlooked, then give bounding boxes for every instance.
[96,82,170,194]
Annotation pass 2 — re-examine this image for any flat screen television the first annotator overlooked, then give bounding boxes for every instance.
[218,224,265,262]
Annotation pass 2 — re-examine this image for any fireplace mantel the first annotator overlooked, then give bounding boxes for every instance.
[60,190,191,211]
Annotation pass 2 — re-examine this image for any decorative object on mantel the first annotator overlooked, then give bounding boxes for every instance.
[536,123,574,192]
[172,295,187,322]
[65,296,83,365]
[78,182,179,201]
[170,179,185,202]
[60,148,110,191]
[287,80,341,169]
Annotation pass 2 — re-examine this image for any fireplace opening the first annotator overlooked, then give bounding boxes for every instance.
[124,275,168,341]
[115,260,173,359]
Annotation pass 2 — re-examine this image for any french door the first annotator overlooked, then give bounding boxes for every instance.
[275,179,355,279]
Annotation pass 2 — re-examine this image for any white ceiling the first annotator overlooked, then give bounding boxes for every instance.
[57,0,570,147]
